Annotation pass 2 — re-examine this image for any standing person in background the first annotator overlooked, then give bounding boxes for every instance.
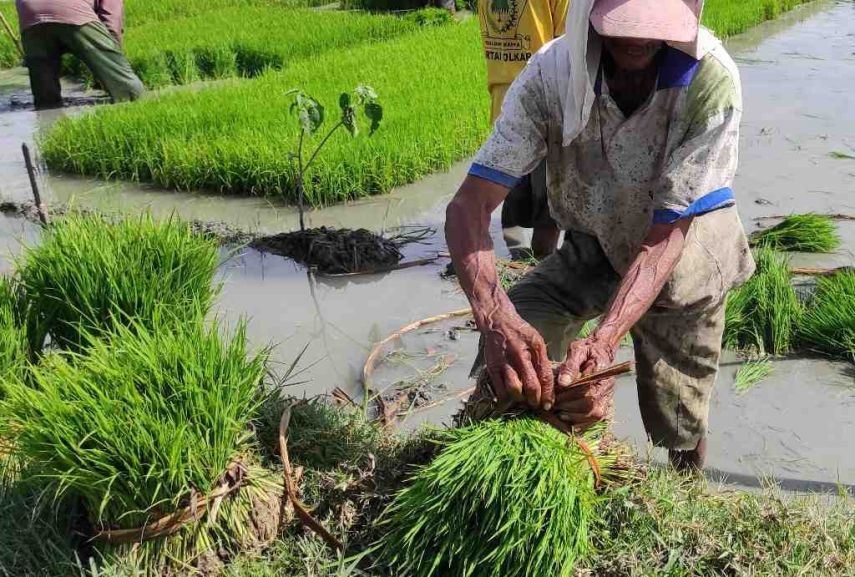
[477,0,567,259]
[15,0,143,109]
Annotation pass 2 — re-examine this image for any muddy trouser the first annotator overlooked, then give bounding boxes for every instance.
[21,21,144,109]
[500,160,556,256]
[472,230,727,451]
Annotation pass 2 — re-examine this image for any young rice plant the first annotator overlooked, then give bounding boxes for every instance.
[724,248,801,355]
[751,213,841,253]
[16,213,219,352]
[0,277,28,385]
[733,357,774,395]
[798,270,854,360]
[0,317,276,569]
[374,418,610,577]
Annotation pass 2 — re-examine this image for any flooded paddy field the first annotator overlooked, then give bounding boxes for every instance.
[0,0,853,494]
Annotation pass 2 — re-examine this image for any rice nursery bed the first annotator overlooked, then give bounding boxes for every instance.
[40,20,490,204]
[65,9,447,89]
[0,0,334,68]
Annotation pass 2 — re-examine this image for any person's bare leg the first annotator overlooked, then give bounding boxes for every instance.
[530,224,560,259]
[669,437,707,473]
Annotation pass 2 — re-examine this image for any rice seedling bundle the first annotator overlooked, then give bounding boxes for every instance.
[374,418,609,577]
[0,278,28,384]
[733,357,774,395]
[724,248,801,355]
[798,270,854,360]
[751,213,841,253]
[41,20,490,204]
[0,318,277,570]
[16,213,219,352]
[65,9,437,89]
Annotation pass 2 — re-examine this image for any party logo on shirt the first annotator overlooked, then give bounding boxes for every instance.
[482,0,532,62]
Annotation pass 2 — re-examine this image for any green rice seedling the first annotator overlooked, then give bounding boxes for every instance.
[702,0,815,38]
[733,357,774,395]
[118,9,431,89]
[0,277,28,384]
[798,270,854,360]
[40,20,491,204]
[16,213,219,352]
[0,316,278,571]
[751,213,841,253]
[724,248,801,355]
[373,418,610,577]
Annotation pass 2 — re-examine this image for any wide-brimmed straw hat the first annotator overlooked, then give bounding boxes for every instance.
[590,0,701,43]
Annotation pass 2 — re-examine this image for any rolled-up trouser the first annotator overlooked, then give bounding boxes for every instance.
[21,21,144,109]
[472,230,727,450]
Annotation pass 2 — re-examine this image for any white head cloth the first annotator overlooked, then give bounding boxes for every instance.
[560,0,719,146]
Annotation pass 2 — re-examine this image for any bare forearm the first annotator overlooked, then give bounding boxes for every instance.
[595,220,692,348]
[446,176,513,329]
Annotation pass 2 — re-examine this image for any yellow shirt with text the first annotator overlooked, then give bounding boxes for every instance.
[479,0,569,122]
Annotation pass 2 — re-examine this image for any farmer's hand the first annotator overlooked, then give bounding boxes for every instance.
[483,308,554,410]
[554,334,617,426]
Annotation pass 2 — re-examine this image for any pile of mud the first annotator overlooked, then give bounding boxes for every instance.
[251,227,403,274]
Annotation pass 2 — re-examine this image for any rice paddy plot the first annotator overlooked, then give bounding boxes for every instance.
[40,20,491,204]
[0,0,333,68]
[701,0,815,38]
[66,9,441,89]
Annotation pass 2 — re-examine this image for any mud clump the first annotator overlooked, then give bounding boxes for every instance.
[252,227,403,274]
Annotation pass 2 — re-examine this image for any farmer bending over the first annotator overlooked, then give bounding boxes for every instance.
[448,0,755,471]
[15,0,144,109]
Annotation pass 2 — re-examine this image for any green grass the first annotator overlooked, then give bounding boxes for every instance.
[751,213,841,253]
[0,317,275,571]
[16,213,219,353]
[581,468,855,576]
[724,248,801,355]
[701,0,815,38]
[373,418,609,577]
[40,20,490,204]
[733,357,774,395]
[64,9,441,89]
[798,270,855,360]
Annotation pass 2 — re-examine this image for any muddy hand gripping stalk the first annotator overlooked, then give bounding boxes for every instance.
[286,86,383,231]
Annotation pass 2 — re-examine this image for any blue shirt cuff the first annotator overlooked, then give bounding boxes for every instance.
[652,187,735,224]
[468,163,521,189]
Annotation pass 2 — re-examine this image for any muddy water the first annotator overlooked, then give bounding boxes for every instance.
[0,1,853,491]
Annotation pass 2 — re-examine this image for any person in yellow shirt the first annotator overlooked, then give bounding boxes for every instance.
[478,0,569,258]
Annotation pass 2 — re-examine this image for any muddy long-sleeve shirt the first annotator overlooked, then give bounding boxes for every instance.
[16,0,125,43]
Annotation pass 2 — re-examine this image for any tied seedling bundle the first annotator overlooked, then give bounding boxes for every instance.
[798,269,854,360]
[751,213,841,253]
[374,417,613,577]
[0,278,28,385]
[0,317,280,571]
[17,213,219,353]
[724,248,802,355]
